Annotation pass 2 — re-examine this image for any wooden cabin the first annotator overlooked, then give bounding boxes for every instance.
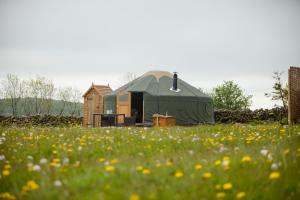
[82,84,112,127]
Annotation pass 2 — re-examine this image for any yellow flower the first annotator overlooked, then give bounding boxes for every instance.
[202,172,212,179]
[194,164,202,170]
[175,170,184,178]
[21,180,39,196]
[4,164,11,170]
[2,170,10,176]
[214,160,221,166]
[142,169,151,175]
[216,192,226,198]
[99,158,105,162]
[236,192,246,199]
[136,165,143,171]
[111,159,119,165]
[166,160,173,166]
[105,165,115,172]
[215,184,221,190]
[223,182,232,190]
[0,192,16,200]
[241,156,252,162]
[223,156,230,161]
[129,194,140,200]
[269,171,280,180]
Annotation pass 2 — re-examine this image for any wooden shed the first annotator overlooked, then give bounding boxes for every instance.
[82,84,112,127]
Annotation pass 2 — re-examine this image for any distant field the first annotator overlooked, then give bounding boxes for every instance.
[0,124,300,200]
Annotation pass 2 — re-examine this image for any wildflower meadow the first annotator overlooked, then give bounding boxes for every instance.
[0,123,300,200]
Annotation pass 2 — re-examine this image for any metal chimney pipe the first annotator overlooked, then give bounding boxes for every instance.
[172,72,178,91]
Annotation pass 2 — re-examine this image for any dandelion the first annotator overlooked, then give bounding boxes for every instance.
[215,184,221,190]
[269,171,280,180]
[214,160,221,166]
[223,156,230,161]
[2,170,10,176]
[0,192,16,200]
[23,180,39,191]
[174,170,184,178]
[223,182,232,190]
[4,164,11,170]
[241,156,252,162]
[202,172,212,179]
[216,192,226,198]
[136,165,143,171]
[105,165,115,172]
[99,158,105,163]
[111,159,119,165]
[195,164,203,170]
[129,194,140,200]
[236,192,246,199]
[142,169,151,175]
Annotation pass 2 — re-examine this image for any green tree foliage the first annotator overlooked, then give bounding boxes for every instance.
[212,81,252,110]
[265,71,288,111]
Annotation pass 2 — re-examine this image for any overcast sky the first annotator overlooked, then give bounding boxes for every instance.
[1,0,299,109]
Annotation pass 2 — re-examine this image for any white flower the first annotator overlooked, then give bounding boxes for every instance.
[54,180,62,187]
[33,164,41,171]
[27,155,33,160]
[40,158,48,164]
[27,162,33,168]
[219,146,228,153]
[63,158,69,165]
[234,147,240,151]
[260,149,269,156]
[222,160,230,167]
[271,163,279,170]
[0,155,5,161]
[188,150,194,155]
[78,146,82,151]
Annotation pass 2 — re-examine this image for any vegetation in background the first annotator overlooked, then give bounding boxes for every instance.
[265,71,288,112]
[0,124,299,200]
[0,74,82,117]
[212,81,252,110]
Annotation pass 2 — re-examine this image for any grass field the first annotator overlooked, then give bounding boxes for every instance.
[0,123,300,200]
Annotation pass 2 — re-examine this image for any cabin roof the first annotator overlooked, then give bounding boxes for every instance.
[82,84,112,97]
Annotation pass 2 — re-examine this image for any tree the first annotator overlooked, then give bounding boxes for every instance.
[1,74,23,116]
[212,81,252,110]
[69,87,82,117]
[21,80,35,116]
[265,71,288,111]
[57,87,72,116]
[122,72,137,84]
[40,79,55,115]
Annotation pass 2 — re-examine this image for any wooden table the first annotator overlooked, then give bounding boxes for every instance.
[153,114,176,127]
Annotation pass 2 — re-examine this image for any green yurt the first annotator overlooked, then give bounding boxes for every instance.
[104,71,214,125]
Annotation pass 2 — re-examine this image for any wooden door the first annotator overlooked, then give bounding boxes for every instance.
[117,92,131,123]
[87,96,93,126]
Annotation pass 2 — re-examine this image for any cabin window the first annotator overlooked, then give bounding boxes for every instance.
[119,94,129,102]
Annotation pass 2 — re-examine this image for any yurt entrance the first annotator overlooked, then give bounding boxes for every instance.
[131,92,143,123]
